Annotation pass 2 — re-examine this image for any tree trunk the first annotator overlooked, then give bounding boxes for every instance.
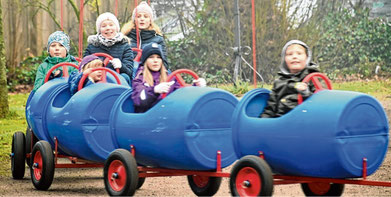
[0,0,9,118]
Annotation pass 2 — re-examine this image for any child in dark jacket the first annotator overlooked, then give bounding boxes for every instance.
[68,55,104,95]
[132,43,206,113]
[260,40,319,118]
[121,1,167,63]
[33,31,79,91]
[84,12,133,84]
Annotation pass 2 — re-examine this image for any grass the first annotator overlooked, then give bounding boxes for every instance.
[1,79,390,177]
[0,93,29,176]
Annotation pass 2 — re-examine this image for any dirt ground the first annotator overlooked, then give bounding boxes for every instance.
[1,99,391,196]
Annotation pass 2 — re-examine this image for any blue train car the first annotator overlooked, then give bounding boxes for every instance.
[232,88,389,178]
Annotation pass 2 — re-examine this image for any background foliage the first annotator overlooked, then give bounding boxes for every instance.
[2,0,391,89]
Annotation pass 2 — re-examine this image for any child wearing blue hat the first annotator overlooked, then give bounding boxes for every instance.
[33,31,79,91]
[132,43,206,113]
[68,55,104,95]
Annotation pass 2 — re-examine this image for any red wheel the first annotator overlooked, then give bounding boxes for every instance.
[230,155,274,196]
[33,150,43,181]
[77,67,122,91]
[93,52,120,73]
[104,149,138,196]
[31,141,54,190]
[187,175,221,196]
[298,72,332,104]
[43,62,79,83]
[161,69,199,98]
[301,182,344,196]
[235,167,262,196]
[108,160,127,192]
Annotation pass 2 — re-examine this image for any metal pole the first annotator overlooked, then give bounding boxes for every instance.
[233,0,241,84]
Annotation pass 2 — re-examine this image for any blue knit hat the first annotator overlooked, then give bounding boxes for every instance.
[140,43,167,66]
[47,31,71,54]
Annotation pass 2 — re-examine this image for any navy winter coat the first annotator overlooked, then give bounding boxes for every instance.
[84,35,134,79]
[126,29,167,64]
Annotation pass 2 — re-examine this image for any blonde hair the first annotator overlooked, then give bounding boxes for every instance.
[121,20,162,36]
[140,63,168,87]
[82,59,103,72]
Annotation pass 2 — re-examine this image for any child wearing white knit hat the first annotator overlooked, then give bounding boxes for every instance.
[84,12,134,84]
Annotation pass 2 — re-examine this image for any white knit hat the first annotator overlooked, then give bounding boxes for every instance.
[132,1,154,22]
[96,12,120,33]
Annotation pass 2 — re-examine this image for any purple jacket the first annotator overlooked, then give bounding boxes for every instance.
[131,66,180,113]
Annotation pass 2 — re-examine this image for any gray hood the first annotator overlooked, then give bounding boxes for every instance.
[280,40,312,74]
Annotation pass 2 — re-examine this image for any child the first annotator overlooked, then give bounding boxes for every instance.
[260,40,319,118]
[68,55,104,95]
[132,43,206,113]
[84,12,133,83]
[33,31,79,91]
[121,1,167,63]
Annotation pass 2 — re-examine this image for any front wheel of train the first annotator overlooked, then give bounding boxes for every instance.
[301,182,345,196]
[187,174,222,196]
[104,149,138,196]
[11,131,26,179]
[230,155,274,196]
[30,141,55,190]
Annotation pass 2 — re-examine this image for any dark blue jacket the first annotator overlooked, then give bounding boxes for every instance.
[126,29,167,64]
[84,35,134,79]
[68,71,95,96]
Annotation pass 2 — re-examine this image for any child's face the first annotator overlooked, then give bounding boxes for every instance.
[100,19,117,39]
[285,44,308,74]
[49,42,67,58]
[135,12,151,30]
[86,62,103,82]
[146,54,162,72]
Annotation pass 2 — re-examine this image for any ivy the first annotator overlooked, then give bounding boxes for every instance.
[314,8,391,78]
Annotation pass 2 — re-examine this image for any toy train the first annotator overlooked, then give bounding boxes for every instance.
[10,60,389,196]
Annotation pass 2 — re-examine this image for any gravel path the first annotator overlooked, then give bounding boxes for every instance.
[1,151,391,196]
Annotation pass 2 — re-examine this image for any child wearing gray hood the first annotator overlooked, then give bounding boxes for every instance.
[260,40,319,118]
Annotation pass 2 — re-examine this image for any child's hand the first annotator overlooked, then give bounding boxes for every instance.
[83,68,93,75]
[54,70,62,77]
[193,78,207,87]
[294,82,308,92]
[110,58,122,69]
[154,81,174,94]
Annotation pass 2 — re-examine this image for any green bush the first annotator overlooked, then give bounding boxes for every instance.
[314,8,391,78]
[7,51,48,91]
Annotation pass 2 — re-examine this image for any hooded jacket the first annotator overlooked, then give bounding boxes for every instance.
[33,55,79,91]
[261,40,319,118]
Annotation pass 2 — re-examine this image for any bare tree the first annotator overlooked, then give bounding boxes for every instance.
[0,0,9,118]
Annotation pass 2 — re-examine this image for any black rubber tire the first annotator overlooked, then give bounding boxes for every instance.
[187,175,222,196]
[301,182,345,196]
[230,155,274,196]
[137,177,146,189]
[11,131,26,179]
[104,149,138,196]
[30,141,55,190]
[25,127,38,167]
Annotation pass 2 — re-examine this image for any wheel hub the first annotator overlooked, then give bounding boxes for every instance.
[111,172,119,179]
[242,180,251,188]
